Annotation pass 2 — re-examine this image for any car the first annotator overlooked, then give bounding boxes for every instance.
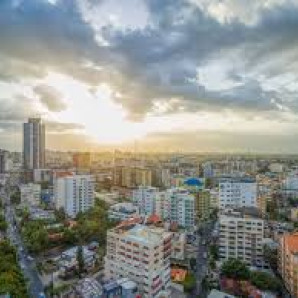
[27,255,34,261]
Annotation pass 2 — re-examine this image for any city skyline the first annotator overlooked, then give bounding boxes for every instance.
[1,0,298,153]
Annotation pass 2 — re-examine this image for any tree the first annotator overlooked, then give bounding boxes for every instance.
[22,221,49,254]
[221,259,250,280]
[250,271,281,293]
[209,244,219,260]
[55,207,66,223]
[183,273,196,292]
[76,246,85,277]
[0,241,28,297]
[189,258,197,270]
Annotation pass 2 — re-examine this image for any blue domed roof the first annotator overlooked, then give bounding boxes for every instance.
[184,178,203,186]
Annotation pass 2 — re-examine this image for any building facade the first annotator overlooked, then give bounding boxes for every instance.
[279,233,298,298]
[54,174,95,217]
[219,208,265,268]
[104,223,172,298]
[23,118,45,170]
[0,150,8,173]
[219,178,257,209]
[20,183,41,207]
[133,187,195,228]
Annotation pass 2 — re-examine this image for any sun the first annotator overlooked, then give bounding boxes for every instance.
[43,73,147,144]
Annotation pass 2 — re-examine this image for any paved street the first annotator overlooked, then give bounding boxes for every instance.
[188,221,216,298]
[4,191,45,298]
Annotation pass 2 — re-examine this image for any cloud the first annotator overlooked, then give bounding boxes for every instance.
[34,85,67,112]
[1,0,298,151]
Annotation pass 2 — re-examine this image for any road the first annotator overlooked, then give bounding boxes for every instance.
[3,191,45,298]
[189,221,216,298]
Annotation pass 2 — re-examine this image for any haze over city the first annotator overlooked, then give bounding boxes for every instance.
[1,0,298,152]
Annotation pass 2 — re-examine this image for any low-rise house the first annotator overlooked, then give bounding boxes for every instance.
[29,207,55,221]
[59,246,96,277]
[74,277,103,298]
[108,202,139,221]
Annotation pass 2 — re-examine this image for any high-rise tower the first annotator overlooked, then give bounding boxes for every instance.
[23,118,45,170]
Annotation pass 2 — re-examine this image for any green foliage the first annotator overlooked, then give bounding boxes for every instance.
[189,258,197,270]
[264,246,278,271]
[0,214,7,232]
[209,244,219,260]
[0,240,28,297]
[54,207,66,223]
[250,271,281,293]
[183,273,196,292]
[221,259,250,280]
[10,189,21,205]
[77,245,85,277]
[221,259,282,293]
[72,198,116,245]
[22,221,49,254]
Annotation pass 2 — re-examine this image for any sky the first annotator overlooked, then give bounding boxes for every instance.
[1,0,298,153]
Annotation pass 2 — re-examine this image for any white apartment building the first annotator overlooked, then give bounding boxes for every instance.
[167,188,195,228]
[219,178,257,209]
[219,208,265,268]
[133,186,160,216]
[133,187,195,228]
[54,174,95,218]
[108,202,139,221]
[104,223,172,298]
[20,183,41,207]
[284,170,298,190]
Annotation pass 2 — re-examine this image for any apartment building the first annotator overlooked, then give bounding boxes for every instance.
[133,187,195,228]
[20,183,41,207]
[219,208,265,268]
[168,188,195,228]
[54,174,95,217]
[104,222,172,298]
[279,233,298,298]
[219,178,257,209]
[133,186,160,216]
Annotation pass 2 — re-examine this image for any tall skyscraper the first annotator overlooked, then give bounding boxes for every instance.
[23,118,45,170]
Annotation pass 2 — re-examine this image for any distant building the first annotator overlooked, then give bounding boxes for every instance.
[54,174,95,217]
[20,183,41,207]
[104,223,172,298]
[33,168,52,183]
[0,150,9,173]
[279,233,298,298]
[23,118,45,170]
[219,208,266,268]
[108,202,139,221]
[269,163,284,173]
[284,170,298,191]
[219,178,257,209]
[133,187,195,228]
[73,152,91,171]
